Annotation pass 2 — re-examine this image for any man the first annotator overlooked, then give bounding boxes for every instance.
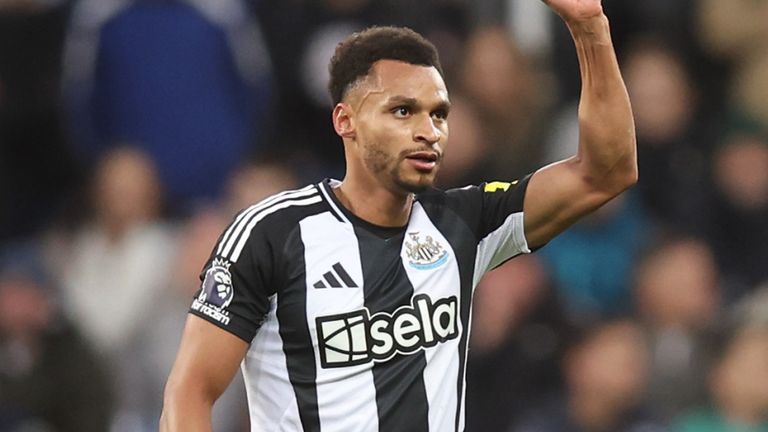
[160,0,637,430]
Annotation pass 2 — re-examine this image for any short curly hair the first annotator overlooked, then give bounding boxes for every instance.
[328,26,443,105]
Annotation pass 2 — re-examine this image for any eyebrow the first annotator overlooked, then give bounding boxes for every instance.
[386,95,452,113]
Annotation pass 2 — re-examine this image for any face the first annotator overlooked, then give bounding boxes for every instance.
[625,47,694,142]
[95,147,162,227]
[568,322,650,406]
[714,135,768,210]
[714,329,768,413]
[635,240,719,330]
[339,60,450,194]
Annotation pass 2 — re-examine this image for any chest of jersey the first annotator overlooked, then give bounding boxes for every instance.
[288,204,466,370]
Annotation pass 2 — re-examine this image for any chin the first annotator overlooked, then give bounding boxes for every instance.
[393,175,435,194]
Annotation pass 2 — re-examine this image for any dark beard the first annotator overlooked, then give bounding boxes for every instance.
[363,142,436,194]
[363,144,390,175]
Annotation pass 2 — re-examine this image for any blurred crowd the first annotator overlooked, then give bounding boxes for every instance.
[1,0,767,431]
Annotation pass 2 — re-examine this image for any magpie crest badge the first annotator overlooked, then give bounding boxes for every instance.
[405,232,449,270]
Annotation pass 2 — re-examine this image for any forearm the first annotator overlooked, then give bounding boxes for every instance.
[568,14,637,190]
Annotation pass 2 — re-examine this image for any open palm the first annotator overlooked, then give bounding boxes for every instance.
[542,0,603,22]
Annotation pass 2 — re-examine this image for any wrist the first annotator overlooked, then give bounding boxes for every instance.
[566,13,611,44]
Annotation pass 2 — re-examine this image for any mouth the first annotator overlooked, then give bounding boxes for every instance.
[404,151,439,172]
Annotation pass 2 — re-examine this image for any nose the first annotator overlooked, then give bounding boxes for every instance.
[413,114,442,146]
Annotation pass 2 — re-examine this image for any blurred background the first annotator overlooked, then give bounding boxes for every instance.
[1,0,767,431]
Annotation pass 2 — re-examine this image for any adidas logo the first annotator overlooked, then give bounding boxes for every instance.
[313,262,358,289]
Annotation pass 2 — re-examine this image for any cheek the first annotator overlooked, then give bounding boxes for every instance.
[362,143,393,174]
[371,114,416,138]
[438,124,449,149]
[362,124,404,156]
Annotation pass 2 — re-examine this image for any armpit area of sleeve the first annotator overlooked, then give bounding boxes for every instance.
[188,304,258,343]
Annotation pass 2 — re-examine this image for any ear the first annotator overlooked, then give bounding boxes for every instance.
[332,103,356,139]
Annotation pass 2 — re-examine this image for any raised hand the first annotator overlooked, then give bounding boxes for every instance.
[541,0,603,22]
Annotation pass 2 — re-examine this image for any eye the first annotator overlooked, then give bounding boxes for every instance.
[431,109,448,121]
[392,106,411,118]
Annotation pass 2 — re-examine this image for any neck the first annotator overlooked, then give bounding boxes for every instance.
[334,179,413,227]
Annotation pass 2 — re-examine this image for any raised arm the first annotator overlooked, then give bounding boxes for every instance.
[523,0,637,248]
[160,315,249,432]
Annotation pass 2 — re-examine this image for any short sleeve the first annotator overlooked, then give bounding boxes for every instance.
[189,217,276,343]
[445,175,532,274]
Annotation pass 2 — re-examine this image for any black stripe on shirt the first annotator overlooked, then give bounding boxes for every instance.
[277,228,321,432]
[357,228,430,432]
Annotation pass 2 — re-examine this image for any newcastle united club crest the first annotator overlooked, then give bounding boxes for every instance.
[405,232,449,270]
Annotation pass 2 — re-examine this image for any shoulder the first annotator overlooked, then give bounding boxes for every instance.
[416,185,481,210]
[416,178,530,221]
[240,183,326,227]
[420,179,530,206]
[214,183,327,263]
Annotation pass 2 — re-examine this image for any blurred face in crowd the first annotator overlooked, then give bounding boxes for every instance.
[624,44,695,143]
[634,239,719,330]
[461,27,531,118]
[340,59,450,194]
[712,328,768,422]
[714,135,768,211]
[566,321,650,409]
[470,255,547,354]
[94,147,162,233]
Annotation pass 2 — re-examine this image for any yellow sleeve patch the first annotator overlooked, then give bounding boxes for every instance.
[483,180,517,192]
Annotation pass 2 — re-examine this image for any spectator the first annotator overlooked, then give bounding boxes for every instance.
[511,320,665,432]
[459,26,553,179]
[673,324,768,432]
[466,255,566,431]
[0,242,113,432]
[622,39,714,232]
[706,132,768,302]
[62,0,273,210]
[634,237,721,421]
[49,146,177,431]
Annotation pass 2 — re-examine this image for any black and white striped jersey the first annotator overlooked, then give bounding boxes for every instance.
[190,177,532,432]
